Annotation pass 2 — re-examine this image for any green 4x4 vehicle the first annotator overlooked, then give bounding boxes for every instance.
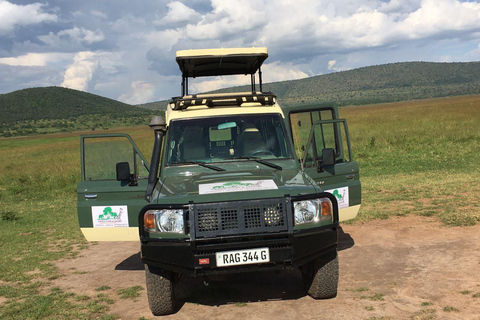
[77,48,361,315]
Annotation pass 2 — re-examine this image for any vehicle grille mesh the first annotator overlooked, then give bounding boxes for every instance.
[192,198,290,238]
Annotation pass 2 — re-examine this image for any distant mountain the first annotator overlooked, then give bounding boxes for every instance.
[0,87,155,137]
[0,86,151,124]
[138,61,480,110]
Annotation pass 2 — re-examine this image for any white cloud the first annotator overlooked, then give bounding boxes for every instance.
[262,61,309,83]
[146,29,184,51]
[190,75,250,93]
[188,61,308,93]
[118,81,156,104]
[155,1,201,26]
[0,1,57,34]
[0,52,72,67]
[327,59,349,72]
[90,10,107,19]
[39,27,105,46]
[184,0,266,41]
[61,51,100,91]
[327,60,337,71]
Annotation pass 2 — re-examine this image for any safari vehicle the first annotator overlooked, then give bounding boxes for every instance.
[77,48,361,315]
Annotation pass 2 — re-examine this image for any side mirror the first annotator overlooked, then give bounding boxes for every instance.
[322,148,336,166]
[317,148,335,173]
[116,162,131,181]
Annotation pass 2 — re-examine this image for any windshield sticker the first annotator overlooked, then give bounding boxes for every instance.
[325,187,349,209]
[92,206,129,228]
[199,180,278,194]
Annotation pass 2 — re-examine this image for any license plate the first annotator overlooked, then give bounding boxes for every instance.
[216,247,270,267]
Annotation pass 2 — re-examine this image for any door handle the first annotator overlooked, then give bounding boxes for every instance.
[85,194,97,199]
[346,174,355,180]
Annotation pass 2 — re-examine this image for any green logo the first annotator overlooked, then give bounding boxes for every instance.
[98,207,121,221]
[332,189,343,200]
[212,181,253,190]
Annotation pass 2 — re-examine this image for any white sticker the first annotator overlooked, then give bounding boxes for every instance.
[325,187,349,209]
[92,206,129,228]
[199,180,278,195]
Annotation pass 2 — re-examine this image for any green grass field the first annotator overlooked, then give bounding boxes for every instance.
[0,95,479,318]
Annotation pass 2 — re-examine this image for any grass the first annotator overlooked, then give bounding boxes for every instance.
[0,126,151,318]
[361,293,385,301]
[0,95,479,317]
[341,95,480,225]
[443,306,459,312]
[117,286,143,299]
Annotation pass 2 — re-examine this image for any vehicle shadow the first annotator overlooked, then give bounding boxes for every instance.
[113,227,355,310]
[115,252,143,270]
[338,226,355,251]
[176,269,306,308]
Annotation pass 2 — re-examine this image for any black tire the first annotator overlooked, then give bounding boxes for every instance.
[301,251,339,299]
[145,264,176,316]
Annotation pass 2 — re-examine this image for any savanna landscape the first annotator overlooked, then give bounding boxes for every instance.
[1,93,479,319]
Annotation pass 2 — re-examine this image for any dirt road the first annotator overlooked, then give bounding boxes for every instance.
[53,216,480,319]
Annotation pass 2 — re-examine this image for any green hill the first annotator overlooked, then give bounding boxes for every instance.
[139,61,480,111]
[0,87,154,137]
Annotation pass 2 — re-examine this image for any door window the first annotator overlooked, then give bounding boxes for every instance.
[82,135,148,181]
[290,108,340,167]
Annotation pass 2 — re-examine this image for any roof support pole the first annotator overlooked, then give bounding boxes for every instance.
[259,67,263,93]
[251,73,256,93]
[181,76,185,96]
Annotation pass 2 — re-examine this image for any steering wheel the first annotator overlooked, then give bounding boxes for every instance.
[249,149,275,157]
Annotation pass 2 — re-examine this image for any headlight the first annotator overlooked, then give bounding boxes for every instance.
[144,209,184,233]
[294,198,333,225]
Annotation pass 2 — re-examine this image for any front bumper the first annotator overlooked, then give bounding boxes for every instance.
[139,192,338,276]
[141,226,337,275]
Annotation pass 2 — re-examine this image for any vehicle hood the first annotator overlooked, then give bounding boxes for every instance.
[154,168,317,204]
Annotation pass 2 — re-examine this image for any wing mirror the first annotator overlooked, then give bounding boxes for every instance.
[317,148,335,172]
[116,162,137,186]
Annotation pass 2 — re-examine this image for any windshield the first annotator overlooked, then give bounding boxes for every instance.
[166,113,292,165]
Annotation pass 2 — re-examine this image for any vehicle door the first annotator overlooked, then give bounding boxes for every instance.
[289,108,361,221]
[77,134,149,241]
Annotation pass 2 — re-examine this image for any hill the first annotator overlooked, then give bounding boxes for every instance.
[139,61,480,110]
[0,87,154,137]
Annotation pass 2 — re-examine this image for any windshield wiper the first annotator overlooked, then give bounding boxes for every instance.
[225,156,282,170]
[177,161,226,172]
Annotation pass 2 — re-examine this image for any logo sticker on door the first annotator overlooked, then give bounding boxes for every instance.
[92,206,129,228]
[325,187,349,209]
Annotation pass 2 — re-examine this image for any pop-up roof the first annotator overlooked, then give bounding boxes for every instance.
[176,47,268,78]
[175,47,268,96]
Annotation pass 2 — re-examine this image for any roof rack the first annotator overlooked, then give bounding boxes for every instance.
[175,47,268,96]
[170,92,276,111]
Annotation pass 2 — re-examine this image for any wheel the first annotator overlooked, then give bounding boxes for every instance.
[145,264,176,315]
[249,149,275,157]
[301,251,338,299]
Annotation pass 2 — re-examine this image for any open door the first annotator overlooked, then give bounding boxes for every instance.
[289,108,361,222]
[77,134,149,241]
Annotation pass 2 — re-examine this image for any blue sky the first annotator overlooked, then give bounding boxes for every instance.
[1,0,480,104]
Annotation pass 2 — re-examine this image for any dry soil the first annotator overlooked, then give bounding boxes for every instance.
[53,215,480,319]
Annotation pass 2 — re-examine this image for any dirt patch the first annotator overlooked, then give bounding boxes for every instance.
[53,216,480,319]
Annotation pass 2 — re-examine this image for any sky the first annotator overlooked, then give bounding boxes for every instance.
[2,0,480,105]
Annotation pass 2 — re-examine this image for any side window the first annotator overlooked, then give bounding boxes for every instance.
[290,112,313,162]
[310,120,351,163]
[290,108,352,166]
[290,108,336,167]
[83,136,148,181]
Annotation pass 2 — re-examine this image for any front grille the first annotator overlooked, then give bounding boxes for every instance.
[191,198,291,239]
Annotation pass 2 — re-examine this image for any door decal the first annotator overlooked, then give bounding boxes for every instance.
[92,205,129,228]
[325,187,349,209]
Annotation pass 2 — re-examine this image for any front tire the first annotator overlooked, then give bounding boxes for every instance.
[145,264,176,315]
[301,251,339,299]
